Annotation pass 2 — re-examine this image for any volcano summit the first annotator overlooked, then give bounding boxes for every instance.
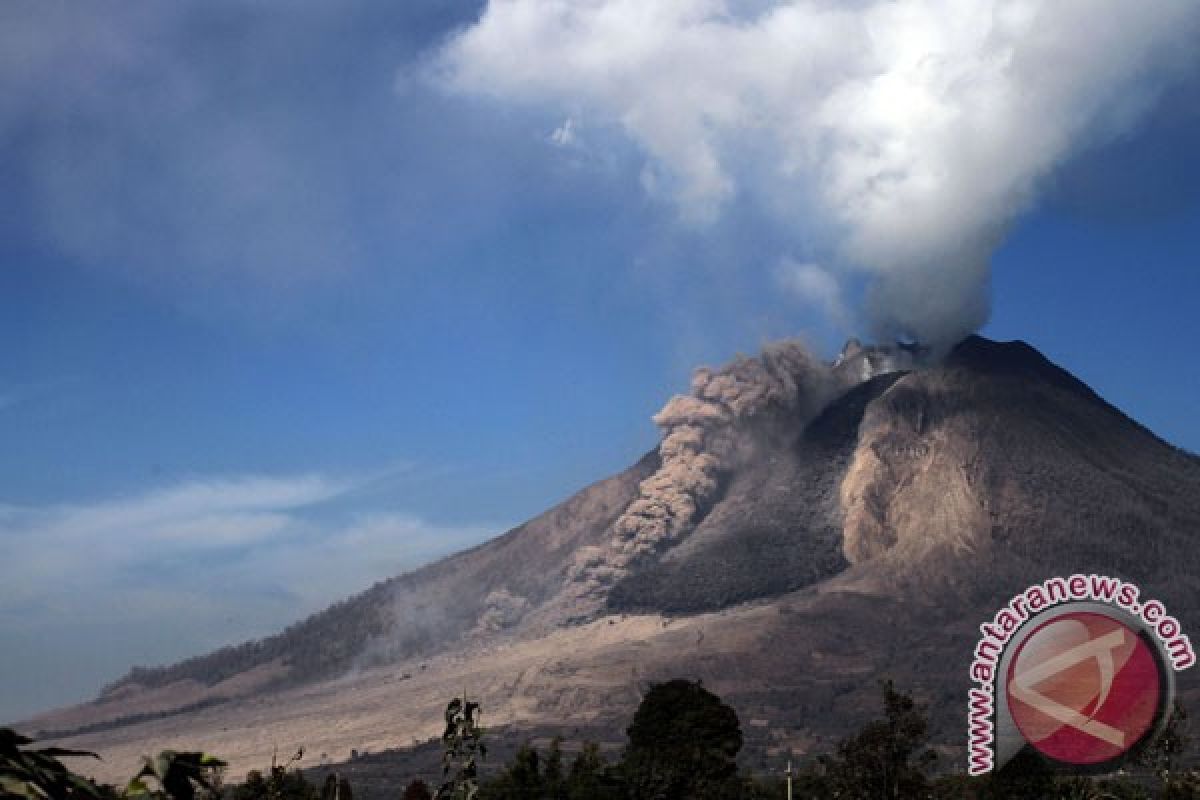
[20,335,1200,781]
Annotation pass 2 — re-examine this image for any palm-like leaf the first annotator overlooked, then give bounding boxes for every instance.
[125,750,226,800]
[0,727,104,800]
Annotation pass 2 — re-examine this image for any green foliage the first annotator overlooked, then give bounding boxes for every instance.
[0,728,224,800]
[971,747,1058,799]
[0,728,105,800]
[479,740,621,800]
[928,772,979,798]
[1094,775,1154,800]
[542,738,564,800]
[319,773,352,800]
[231,750,316,800]
[564,742,621,800]
[401,779,433,800]
[818,678,936,799]
[1162,771,1200,799]
[482,743,541,800]
[1057,776,1112,799]
[622,679,742,800]
[736,773,786,799]
[232,767,317,800]
[1139,701,1192,785]
[124,752,226,800]
[437,695,487,800]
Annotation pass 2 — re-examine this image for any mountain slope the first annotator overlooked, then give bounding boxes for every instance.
[23,335,1200,782]
[25,452,657,736]
[835,336,1200,602]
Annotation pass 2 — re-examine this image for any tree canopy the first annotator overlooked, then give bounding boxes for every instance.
[622,679,743,800]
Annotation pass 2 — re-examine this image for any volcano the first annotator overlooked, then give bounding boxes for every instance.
[19,335,1200,783]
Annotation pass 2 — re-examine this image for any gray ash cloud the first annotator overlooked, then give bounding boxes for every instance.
[570,338,918,596]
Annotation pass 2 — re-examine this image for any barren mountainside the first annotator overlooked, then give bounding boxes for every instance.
[21,335,1200,782]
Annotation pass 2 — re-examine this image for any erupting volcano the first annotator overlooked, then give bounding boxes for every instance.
[20,334,1200,782]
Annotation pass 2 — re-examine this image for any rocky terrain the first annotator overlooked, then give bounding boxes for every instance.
[18,335,1200,785]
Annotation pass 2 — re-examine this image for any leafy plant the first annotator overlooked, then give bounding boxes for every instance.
[0,728,105,800]
[437,695,486,800]
[1,728,224,800]
[818,679,936,800]
[124,751,226,800]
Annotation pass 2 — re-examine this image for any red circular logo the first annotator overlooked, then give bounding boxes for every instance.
[1006,611,1163,766]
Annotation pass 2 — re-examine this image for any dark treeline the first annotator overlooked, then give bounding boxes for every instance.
[5,679,1199,799]
[465,679,1200,800]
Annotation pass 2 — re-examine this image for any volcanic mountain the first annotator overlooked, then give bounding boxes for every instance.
[19,335,1200,783]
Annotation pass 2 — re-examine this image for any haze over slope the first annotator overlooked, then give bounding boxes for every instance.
[22,334,1200,781]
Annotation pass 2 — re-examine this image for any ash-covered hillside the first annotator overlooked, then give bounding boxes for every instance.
[61,336,913,720]
[24,335,1200,776]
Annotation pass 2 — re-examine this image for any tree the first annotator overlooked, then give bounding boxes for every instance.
[437,695,486,800]
[402,779,433,800]
[483,743,542,800]
[232,750,317,800]
[821,679,935,799]
[622,679,743,800]
[320,773,352,800]
[232,768,317,800]
[542,738,565,800]
[1137,699,1190,791]
[564,742,615,800]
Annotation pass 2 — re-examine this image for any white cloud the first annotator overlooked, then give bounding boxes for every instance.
[229,512,496,609]
[0,473,500,708]
[776,260,848,328]
[549,117,577,147]
[0,473,499,614]
[0,475,350,597]
[436,0,1200,345]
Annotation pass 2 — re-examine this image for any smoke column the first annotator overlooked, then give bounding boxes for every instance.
[435,0,1199,347]
[567,339,908,596]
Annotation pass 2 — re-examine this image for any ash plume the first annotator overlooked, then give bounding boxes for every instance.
[436,0,1200,348]
[570,338,908,596]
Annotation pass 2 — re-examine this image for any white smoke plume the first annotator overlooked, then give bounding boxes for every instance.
[435,0,1200,347]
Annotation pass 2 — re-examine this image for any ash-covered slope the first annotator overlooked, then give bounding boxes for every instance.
[26,335,1200,760]
[25,453,656,736]
[835,335,1200,604]
[36,335,904,734]
[606,371,904,612]
[610,333,1200,613]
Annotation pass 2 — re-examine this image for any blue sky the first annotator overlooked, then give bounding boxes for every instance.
[2,1,1199,722]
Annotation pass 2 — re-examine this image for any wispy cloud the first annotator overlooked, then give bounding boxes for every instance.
[0,472,500,720]
[776,260,850,330]
[0,475,350,601]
